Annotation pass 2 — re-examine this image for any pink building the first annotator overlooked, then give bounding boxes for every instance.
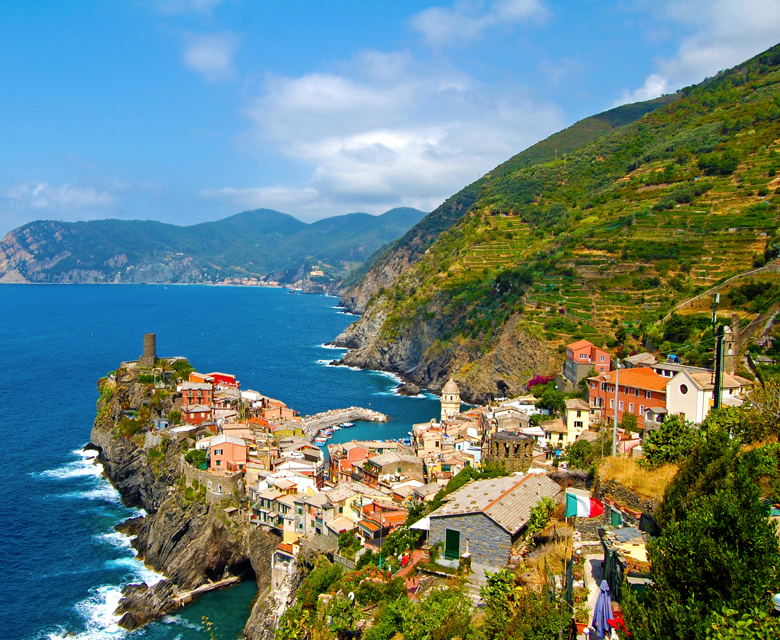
[209,434,247,474]
[562,339,611,385]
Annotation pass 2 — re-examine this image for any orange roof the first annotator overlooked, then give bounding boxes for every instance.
[277,543,294,554]
[592,367,667,391]
[359,519,381,532]
[567,339,595,350]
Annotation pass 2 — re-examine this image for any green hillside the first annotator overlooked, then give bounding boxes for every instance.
[342,95,679,292]
[0,207,426,284]
[342,43,780,394]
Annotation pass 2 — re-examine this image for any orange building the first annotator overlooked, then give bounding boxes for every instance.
[209,434,247,474]
[587,368,667,429]
[189,372,214,385]
[180,382,213,407]
[180,404,213,425]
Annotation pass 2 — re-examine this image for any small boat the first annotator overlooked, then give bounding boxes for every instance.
[331,425,341,431]
[341,422,355,428]
[314,437,327,444]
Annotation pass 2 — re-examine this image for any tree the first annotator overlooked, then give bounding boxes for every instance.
[615,325,628,345]
[623,468,780,640]
[564,439,594,470]
[184,448,206,468]
[538,388,566,415]
[621,412,638,433]
[706,607,780,640]
[481,568,569,640]
[640,415,700,469]
[326,595,360,639]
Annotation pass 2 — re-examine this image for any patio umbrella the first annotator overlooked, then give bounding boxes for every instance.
[592,579,615,639]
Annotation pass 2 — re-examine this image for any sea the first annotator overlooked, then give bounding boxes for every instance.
[1,285,440,640]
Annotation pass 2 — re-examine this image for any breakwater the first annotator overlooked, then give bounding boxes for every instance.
[302,407,388,441]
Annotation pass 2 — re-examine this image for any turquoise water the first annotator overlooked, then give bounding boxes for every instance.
[1,285,438,640]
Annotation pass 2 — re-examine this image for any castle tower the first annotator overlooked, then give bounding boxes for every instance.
[440,378,461,422]
[139,333,157,368]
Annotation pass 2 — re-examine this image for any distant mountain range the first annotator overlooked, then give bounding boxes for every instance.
[0,207,426,284]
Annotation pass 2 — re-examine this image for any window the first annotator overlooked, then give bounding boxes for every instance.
[619,401,624,411]
[591,383,596,390]
[214,449,223,455]
[609,399,614,409]
[640,405,644,414]
[600,356,605,362]
[580,354,586,359]
[629,403,634,413]
[576,410,582,417]
[635,389,640,397]
[645,390,651,399]
[575,421,583,429]
[215,460,221,466]
[397,467,402,473]
[601,382,607,391]
[680,384,689,395]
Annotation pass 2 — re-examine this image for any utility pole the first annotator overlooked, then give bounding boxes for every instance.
[714,325,724,410]
[612,361,620,457]
[711,293,720,336]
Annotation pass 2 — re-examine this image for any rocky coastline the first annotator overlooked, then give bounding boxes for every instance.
[87,367,288,638]
[329,299,558,405]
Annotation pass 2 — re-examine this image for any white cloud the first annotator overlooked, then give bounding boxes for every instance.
[205,50,564,220]
[615,0,780,105]
[5,182,115,210]
[411,0,548,45]
[183,32,241,82]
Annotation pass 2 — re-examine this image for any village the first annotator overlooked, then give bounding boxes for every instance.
[121,331,754,637]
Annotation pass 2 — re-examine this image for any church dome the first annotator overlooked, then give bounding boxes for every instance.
[442,378,460,395]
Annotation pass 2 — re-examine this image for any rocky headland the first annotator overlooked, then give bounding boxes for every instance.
[88,366,288,637]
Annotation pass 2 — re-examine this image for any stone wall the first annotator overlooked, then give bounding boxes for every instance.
[181,459,244,504]
[429,512,511,569]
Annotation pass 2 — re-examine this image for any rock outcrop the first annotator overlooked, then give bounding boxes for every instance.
[88,366,279,632]
[332,311,557,405]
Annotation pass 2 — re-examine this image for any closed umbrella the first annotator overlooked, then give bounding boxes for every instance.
[592,579,614,638]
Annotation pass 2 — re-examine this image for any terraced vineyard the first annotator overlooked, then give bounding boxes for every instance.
[340,43,780,396]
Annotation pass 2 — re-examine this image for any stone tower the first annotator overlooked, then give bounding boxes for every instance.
[723,324,736,375]
[440,378,461,422]
[139,333,157,368]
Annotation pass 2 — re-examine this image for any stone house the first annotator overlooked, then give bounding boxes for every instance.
[360,452,424,487]
[428,474,562,570]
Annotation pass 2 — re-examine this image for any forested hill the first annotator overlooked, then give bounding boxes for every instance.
[334,43,780,403]
[338,94,679,311]
[0,207,426,284]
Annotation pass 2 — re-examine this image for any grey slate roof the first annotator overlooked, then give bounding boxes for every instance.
[430,474,562,535]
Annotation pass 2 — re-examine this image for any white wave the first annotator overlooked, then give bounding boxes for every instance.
[316,359,335,365]
[161,614,202,631]
[97,532,134,553]
[320,342,348,350]
[370,369,404,384]
[45,585,126,640]
[62,485,122,503]
[103,557,164,586]
[34,449,104,480]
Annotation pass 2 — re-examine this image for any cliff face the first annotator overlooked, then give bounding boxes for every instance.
[88,367,279,631]
[333,310,557,403]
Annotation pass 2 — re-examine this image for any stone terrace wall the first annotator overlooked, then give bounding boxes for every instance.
[181,458,244,504]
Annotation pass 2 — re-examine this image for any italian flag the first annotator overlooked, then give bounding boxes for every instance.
[566,492,605,518]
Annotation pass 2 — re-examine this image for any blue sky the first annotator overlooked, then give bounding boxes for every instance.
[1,0,779,236]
